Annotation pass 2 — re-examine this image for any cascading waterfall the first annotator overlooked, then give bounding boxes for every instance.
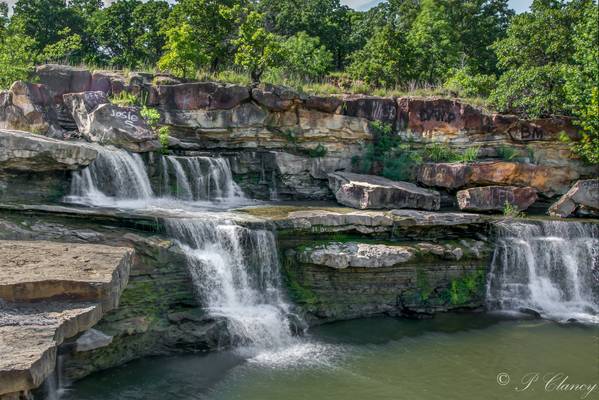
[67,146,245,207]
[487,220,599,323]
[68,146,154,205]
[166,218,316,362]
[161,155,244,201]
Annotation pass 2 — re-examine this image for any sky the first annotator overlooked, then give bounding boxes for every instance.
[3,0,534,14]
[341,0,533,12]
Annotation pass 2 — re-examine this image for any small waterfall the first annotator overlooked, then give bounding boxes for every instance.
[69,146,154,204]
[67,147,245,207]
[161,156,244,201]
[487,220,599,323]
[165,218,298,350]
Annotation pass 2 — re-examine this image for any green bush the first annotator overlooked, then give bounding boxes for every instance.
[110,91,139,107]
[423,143,457,162]
[157,126,170,154]
[307,144,327,158]
[140,106,161,127]
[444,68,496,98]
[503,201,525,218]
[496,145,519,161]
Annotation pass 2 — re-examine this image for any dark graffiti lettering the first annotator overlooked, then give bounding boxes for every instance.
[419,108,456,123]
[520,125,544,140]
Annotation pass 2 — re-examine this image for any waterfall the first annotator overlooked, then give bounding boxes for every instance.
[69,146,154,205]
[161,156,244,201]
[487,220,599,323]
[67,147,245,207]
[165,218,301,352]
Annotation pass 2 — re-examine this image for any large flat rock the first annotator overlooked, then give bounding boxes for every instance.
[328,172,440,210]
[0,240,133,397]
[0,241,132,310]
[0,129,97,172]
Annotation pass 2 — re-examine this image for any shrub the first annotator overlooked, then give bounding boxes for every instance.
[444,68,496,98]
[496,145,519,160]
[457,146,480,163]
[423,143,457,162]
[307,144,327,158]
[157,126,170,154]
[503,201,525,218]
[140,106,161,127]
[110,91,139,107]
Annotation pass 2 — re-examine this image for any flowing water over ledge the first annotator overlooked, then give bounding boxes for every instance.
[60,314,599,400]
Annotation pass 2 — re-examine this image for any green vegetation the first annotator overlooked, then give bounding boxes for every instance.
[0,0,596,164]
[502,201,526,218]
[443,270,486,306]
[110,91,139,107]
[496,145,519,161]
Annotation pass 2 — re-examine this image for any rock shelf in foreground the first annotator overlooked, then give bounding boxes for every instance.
[0,240,133,399]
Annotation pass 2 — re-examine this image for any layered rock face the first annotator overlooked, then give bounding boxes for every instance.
[269,207,493,322]
[4,64,591,203]
[0,208,227,385]
[457,186,538,212]
[418,161,579,197]
[328,172,440,210]
[0,129,97,203]
[0,240,132,399]
[549,179,599,218]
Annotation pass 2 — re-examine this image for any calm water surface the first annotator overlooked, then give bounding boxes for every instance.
[63,314,599,400]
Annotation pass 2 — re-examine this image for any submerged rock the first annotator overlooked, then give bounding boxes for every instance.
[456,186,538,212]
[548,179,599,218]
[328,171,440,210]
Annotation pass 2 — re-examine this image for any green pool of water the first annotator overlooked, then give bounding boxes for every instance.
[62,314,599,400]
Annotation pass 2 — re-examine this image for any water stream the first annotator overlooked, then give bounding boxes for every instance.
[487,220,599,323]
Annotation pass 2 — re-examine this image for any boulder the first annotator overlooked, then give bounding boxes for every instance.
[0,82,62,135]
[548,179,599,218]
[251,84,301,112]
[90,70,128,95]
[35,64,92,103]
[0,129,97,172]
[151,82,250,110]
[71,102,159,152]
[298,242,414,269]
[418,161,579,196]
[63,91,110,133]
[340,96,397,123]
[328,172,440,210]
[456,186,538,212]
[304,95,342,113]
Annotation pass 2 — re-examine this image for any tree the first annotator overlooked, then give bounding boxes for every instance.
[490,0,588,116]
[11,0,83,51]
[563,1,599,163]
[443,0,513,75]
[347,24,413,87]
[0,28,38,89]
[166,0,243,71]
[0,2,8,34]
[232,10,279,82]
[42,27,82,63]
[158,23,207,78]
[132,0,171,66]
[277,32,333,80]
[408,0,460,83]
[258,0,351,69]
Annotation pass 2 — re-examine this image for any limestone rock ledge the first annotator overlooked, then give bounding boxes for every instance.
[0,241,133,399]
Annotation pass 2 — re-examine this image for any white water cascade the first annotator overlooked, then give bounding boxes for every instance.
[165,218,326,364]
[487,220,599,323]
[67,146,246,208]
[160,155,244,201]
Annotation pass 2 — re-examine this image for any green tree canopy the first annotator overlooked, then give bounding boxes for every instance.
[277,32,333,80]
